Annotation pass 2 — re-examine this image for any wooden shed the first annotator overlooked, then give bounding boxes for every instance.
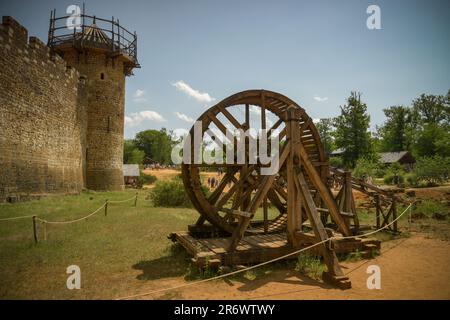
[378,151,416,171]
[123,164,140,186]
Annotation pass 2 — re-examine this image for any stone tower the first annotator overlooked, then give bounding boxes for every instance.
[48,10,139,190]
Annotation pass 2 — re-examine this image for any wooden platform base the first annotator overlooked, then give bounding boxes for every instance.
[169,231,380,268]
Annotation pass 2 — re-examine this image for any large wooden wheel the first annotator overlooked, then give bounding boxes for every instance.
[181,89,332,235]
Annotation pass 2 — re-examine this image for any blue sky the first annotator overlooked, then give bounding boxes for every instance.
[2,0,449,138]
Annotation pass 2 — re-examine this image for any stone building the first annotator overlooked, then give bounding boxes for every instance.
[0,13,139,202]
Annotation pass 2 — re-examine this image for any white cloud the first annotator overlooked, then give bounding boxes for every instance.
[134,89,145,97]
[171,128,190,140]
[249,105,261,115]
[313,96,328,102]
[313,118,321,124]
[175,112,194,123]
[172,80,215,103]
[125,110,166,127]
[133,89,147,103]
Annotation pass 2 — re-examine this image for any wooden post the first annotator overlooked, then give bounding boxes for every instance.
[391,196,397,233]
[375,194,381,229]
[263,195,268,233]
[104,199,108,216]
[344,171,352,213]
[286,106,302,246]
[43,221,47,241]
[134,192,138,207]
[32,215,38,244]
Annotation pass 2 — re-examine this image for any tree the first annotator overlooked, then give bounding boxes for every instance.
[134,128,175,165]
[123,139,145,165]
[414,156,450,186]
[411,91,450,157]
[315,118,334,154]
[334,92,373,168]
[415,123,450,157]
[378,106,412,152]
[412,93,449,125]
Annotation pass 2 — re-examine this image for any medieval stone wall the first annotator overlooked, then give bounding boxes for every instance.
[0,17,87,201]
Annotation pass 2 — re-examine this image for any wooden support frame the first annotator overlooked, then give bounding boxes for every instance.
[177,90,397,289]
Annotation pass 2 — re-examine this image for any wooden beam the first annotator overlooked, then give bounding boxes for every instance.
[294,170,346,279]
[297,142,352,236]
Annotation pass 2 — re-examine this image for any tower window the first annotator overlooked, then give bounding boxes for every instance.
[100,73,104,80]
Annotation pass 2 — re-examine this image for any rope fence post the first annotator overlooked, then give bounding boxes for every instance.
[104,199,109,216]
[392,196,397,233]
[32,215,38,244]
[375,194,380,229]
[42,221,47,241]
[134,192,138,207]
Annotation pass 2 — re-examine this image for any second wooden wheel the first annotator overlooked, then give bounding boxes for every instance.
[181,89,330,235]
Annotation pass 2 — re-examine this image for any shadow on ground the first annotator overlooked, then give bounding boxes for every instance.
[132,244,189,280]
[229,268,334,295]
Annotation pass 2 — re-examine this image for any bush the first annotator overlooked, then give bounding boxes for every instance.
[137,173,157,188]
[383,173,404,185]
[149,177,193,207]
[329,156,344,168]
[353,157,383,180]
[414,156,450,186]
[413,200,448,219]
[149,177,210,207]
[405,172,418,187]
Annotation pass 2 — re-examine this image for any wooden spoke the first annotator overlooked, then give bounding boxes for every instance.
[207,168,238,205]
[217,104,242,130]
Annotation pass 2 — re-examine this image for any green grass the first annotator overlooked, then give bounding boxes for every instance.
[0,190,198,299]
[1,188,447,299]
[295,252,326,280]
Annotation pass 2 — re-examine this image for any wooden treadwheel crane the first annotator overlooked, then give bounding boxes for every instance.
[176,89,378,289]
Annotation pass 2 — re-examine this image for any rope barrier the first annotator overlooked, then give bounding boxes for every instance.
[36,203,106,225]
[0,194,138,226]
[115,202,412,300]
[0,214,35,222]
[108,195,137,204]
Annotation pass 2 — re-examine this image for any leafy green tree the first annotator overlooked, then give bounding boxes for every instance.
[411,91,450,157]
[412,93,449,125]
[123,140,144,164]
[315,118,334,154]
[415,123,450,157]
[134,128,175,164]
[334,92,374,168]
[378,106,412,152]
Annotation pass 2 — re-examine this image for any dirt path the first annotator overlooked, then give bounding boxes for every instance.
[130,234,450,300]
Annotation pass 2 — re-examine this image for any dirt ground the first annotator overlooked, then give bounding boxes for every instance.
[123,233,449,300]
[131,169,450,300]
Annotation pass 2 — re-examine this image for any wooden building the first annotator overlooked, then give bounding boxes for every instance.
[123,164,140,186]
[379,151,416,171]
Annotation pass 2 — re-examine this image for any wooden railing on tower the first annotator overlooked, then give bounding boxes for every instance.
[47,7,139,70]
